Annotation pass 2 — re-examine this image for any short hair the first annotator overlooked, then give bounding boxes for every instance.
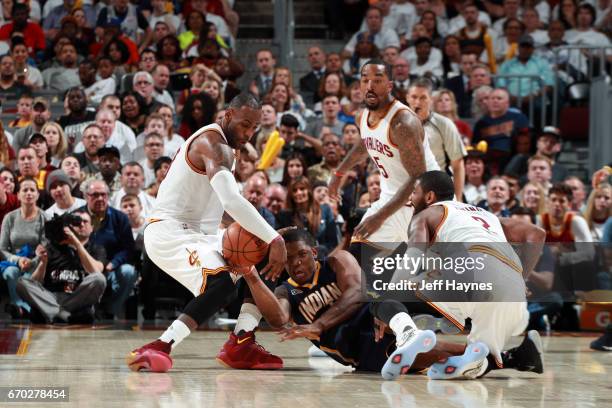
[12,3,28,15]
[255,48,275,59]
[281,228,317,247]
[83,123,103,135]
[280,113,299,129]
[578,3,597,24]
[80,58,96,69]
[361,58,393,81]
[120,193,142,206]
[322,93,340,103]
[144,132,164,143]
[471,63,491,74]
[487,175,509,189]
[365,6,383,18]
[528,154,552,168]
[133,71,153,86]
[152,63,169,75]
[502,171,520,181]
[549,183,573,200]
[145,113,165,127]
[85,179,110,194]
[101,94,120,105]
[417,170,455,201]
[409,76,434,94]
[510,206,536,224]
[228,93,261,110]
[96,108,116,121]
[122,161,144,173]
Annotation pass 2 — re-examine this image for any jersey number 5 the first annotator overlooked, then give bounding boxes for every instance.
[373,156,389,178]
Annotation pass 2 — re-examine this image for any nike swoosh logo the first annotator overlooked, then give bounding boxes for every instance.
[603,346,612,351]
[237,337,251,345]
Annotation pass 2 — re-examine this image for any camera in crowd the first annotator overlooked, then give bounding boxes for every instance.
[45,213,83,243]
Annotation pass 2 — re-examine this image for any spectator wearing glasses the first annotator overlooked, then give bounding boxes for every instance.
[81,179,136,318]
[132,71,160,115]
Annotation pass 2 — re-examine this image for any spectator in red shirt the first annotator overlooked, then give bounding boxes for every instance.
[0,4,45,57]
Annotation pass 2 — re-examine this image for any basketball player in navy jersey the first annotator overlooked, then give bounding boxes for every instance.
[241,229,472,379]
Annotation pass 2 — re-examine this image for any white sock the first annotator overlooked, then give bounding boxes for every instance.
[233,303,262,335]
[159,320,191,348]
[389,312,418,339]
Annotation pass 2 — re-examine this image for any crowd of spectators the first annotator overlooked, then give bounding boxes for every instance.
[0,0,610,328]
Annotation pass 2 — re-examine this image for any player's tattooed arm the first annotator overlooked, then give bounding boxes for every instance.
[241,271,292,329]
[381,110,427,219]
[310,250,363,332]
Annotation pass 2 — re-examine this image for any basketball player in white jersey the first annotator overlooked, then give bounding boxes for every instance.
[329,59,439,248]
[126,94,288,372]
[387,170,546,380]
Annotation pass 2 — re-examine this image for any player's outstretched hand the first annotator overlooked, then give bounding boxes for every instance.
[373,317,389,343]
[278,323,323,341]
[353,213,385,240]
[260,236,287,281]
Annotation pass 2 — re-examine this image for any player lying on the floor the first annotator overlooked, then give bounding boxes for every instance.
[242,228,544,380]
[393,170,547,379]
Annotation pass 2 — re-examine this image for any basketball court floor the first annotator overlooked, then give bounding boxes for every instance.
[0,326,610,407]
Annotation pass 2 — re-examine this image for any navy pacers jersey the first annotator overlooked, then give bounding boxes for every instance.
[281,260,395,370]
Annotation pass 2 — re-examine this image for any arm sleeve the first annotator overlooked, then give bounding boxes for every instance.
[210,169,279,243]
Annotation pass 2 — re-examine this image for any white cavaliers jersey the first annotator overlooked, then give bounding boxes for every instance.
[150,123,234,234]
[431,200,522,271]
[360,99,439,200]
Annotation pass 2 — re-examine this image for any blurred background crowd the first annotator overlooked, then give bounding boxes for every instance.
[0,0,610,331]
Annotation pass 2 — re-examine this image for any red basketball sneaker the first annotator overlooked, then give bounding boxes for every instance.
[216,331,283,370]
[126,339,173,372]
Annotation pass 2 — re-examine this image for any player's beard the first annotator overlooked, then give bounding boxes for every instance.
[364,99,380,110]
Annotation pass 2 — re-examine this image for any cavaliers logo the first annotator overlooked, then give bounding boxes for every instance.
[186,248,201,267]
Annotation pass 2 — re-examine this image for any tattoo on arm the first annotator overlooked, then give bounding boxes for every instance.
[378,111,427,217]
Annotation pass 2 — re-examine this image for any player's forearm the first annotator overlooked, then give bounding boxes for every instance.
[313,287,362,332]
[243,272,290,328]
[335,143,368,173]
[211,170,279,243]
[451,159,465,201]
[379,178,417,220]
[520,227,546,277]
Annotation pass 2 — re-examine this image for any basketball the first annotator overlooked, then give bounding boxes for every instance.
[222,223,269,266]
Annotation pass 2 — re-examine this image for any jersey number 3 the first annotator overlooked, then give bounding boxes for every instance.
[373,156,389,178]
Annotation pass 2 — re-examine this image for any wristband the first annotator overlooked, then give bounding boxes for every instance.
[334,171,345,178]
